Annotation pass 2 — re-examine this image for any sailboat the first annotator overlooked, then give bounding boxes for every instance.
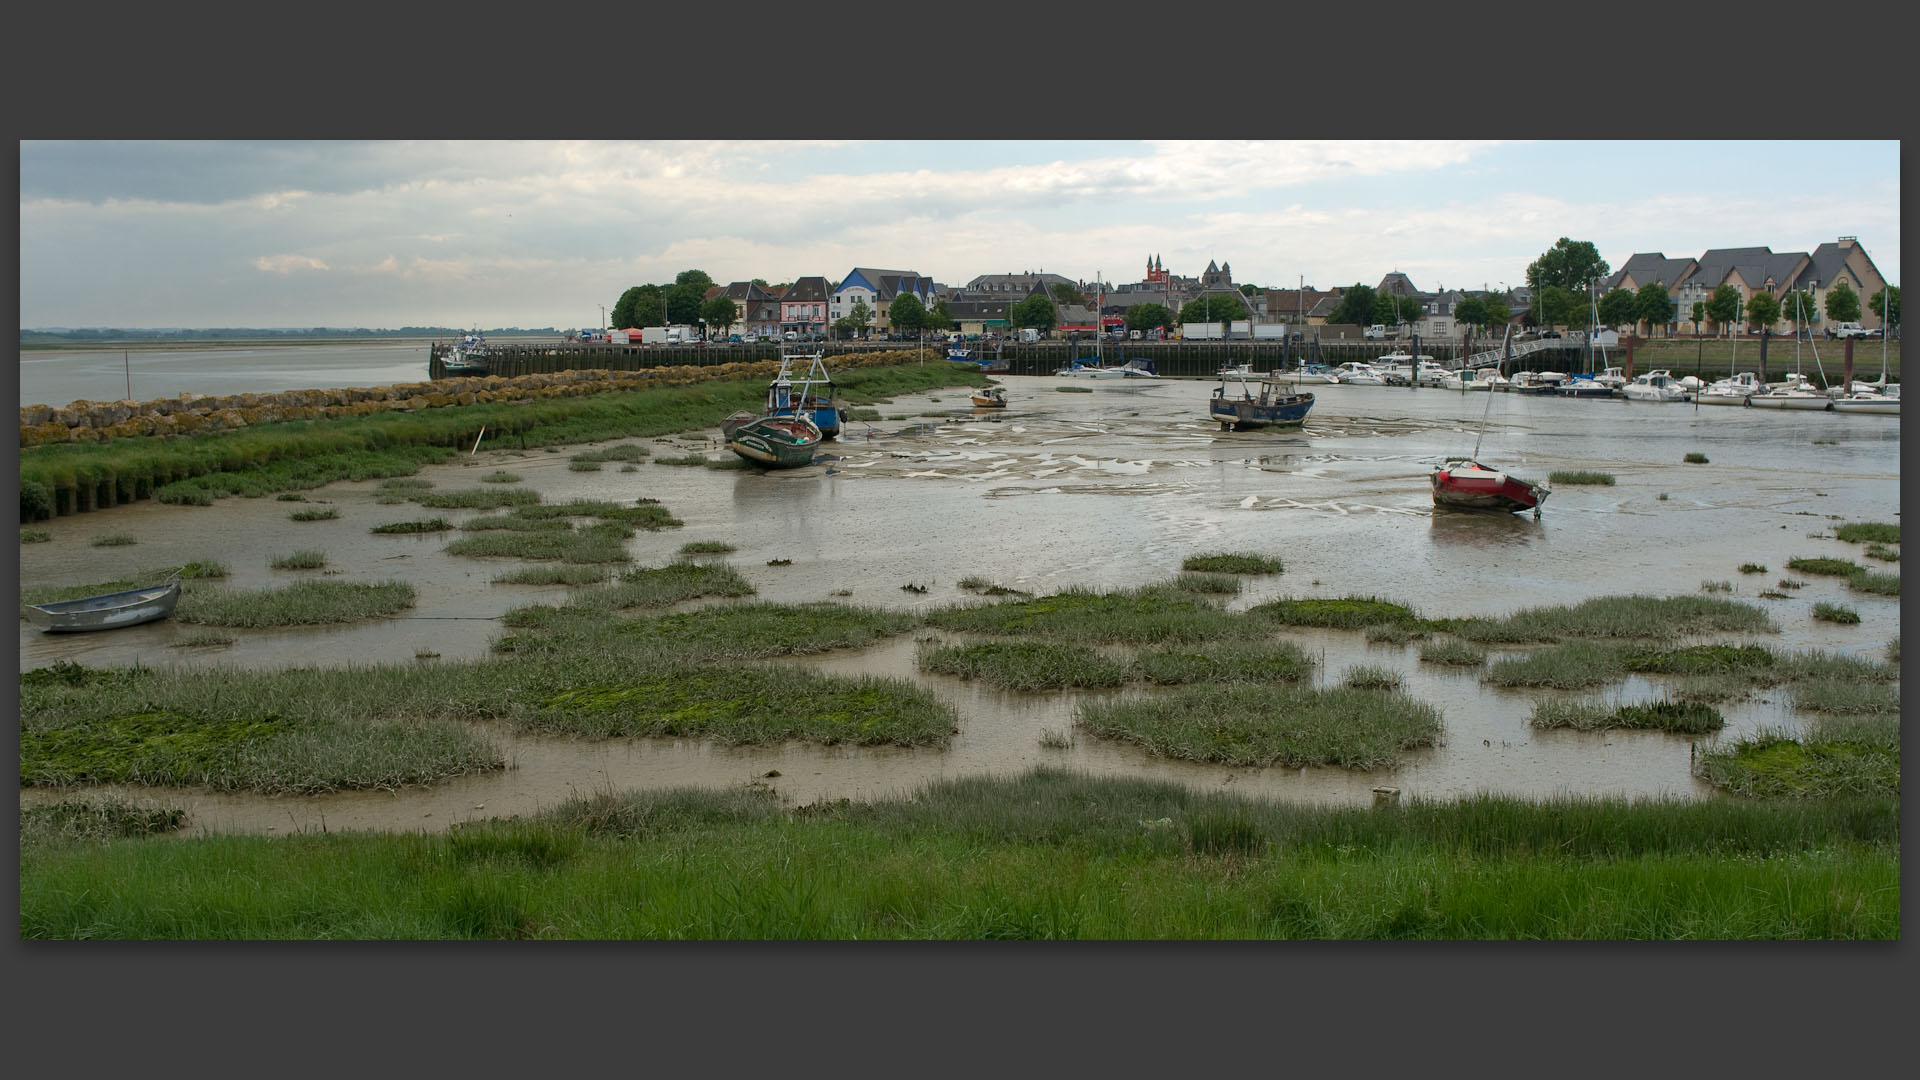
[1747,293,1832,410]
[1830,288,1900,415]
[1430,326,1550,516]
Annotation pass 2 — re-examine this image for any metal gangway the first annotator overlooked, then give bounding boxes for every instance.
[1447,336,1555,371]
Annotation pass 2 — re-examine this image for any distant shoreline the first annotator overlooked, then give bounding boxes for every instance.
[18,335,564,353]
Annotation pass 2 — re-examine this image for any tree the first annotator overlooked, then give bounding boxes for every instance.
[1824,279,1861,324]
[846,298,873,337]
[926,300,953,333]
[1324,283,1378,327]
[1125,303,1173,332]
[1480,293,1511,329]
[1633,283,1675,337]
[1010,294,1057,332]
[610,286,647,330]
[1239,284,1259,298]
[1597,288,1637,330]
[674,269,715,291]
[751,278,769,288]
[1385,294,1423,327]
[1866,285,1900,330]
[1049,283,1087,306]
[1779,289,1818,333]
[1525,237,1610,293]
[1537,285,1582,329]
[889,293,928,338]
[1691,301,1705,335]
[1177,294,1247,327]
[1744,290,1780,331]
[1704,284,1740,336]
[700,296,738,338]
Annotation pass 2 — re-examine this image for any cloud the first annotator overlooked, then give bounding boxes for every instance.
[252,254,329,274]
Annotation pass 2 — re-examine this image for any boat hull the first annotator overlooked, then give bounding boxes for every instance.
[970,391,1007,408]
[1745,394,1831,410]
[1830,397,1899,415]
[768,398,842,439]
[1431,465,1548,514]
[726,416,822,468]
[1694,392,1750,406]
[25,582,181,632]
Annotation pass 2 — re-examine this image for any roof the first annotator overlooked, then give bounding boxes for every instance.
[1376,272,1421,297]
[1787,241,1879,293]
[781,276,830,303]
[964,271,1077,291]
[1688,247,1805,293]
[1602,253,1696,293]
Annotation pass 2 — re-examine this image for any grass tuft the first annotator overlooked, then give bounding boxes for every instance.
[1811,602,1860,624]
[1683,453,1709,464]
[289,507,339,522]
[268,550,327,571]
[1549,471,1614,485]
[1181,552,1284,575]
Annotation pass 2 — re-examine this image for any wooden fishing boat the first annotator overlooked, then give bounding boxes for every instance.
[1209,372,1315,430]
[724,413,823,469]
[437,333,490,376]
[971,387,1008,408]
[762,349,844,438]
[24,580,181,632]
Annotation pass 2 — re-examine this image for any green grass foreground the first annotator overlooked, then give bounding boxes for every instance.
[1078,684,1440,769]
[19,771,1899,939]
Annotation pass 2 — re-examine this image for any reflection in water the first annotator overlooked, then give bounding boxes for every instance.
[18,376,1899,834]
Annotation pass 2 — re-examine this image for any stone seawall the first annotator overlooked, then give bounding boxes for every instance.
[18,351,929,448]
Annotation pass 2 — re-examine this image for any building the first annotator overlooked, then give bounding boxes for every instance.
[828,268,936,333]
[778,276,831,337]
[706,282,781,338]
[1601,237,1889,336]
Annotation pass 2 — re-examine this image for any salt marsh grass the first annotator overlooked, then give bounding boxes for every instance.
[1695,718,1899,800]
[288,507,339,522]
[379,478,433,491]
[1441,594,1776,644]
[1846,570,1900,596]
[1549,471,1615,485]
[916,640,1131,691]
[567,460,602,471]
[1812,602,1860,624]
[927,586,1255,645]
[1834,522,1898,544]
[1738,563,1767,574]
[1483,641,1625,690]
[18,561,228,606]
[1787,556,1861,577]
[1417,638,1487,667]
[502,601,917,663]
[20,795,185,847]
[371,518,452,534]
[1683,453,1709,464]
[1365,623,1426,645]
[91,533,136,547]
[21,528,51,543]
[531,665,954,745]
[1529,698,1724,734]
[678,541,737,555]
[481,471,522,483]
[490,566,611,587]
[1133,641,1313,686]
[654,454,713,466]
[414,488,542,511]
[443,523,633,564]
[268,550,327,570]
[1181,552,1284,575]
[957,576,1031,597]
[570,444,648,463]
[1248,596,1421,630]
[1789,679,1900,716]
[1342,665,1402,690]
[1078,685,1441,769]
[176,580,416,627]
[1863,543,1898,562]
[169,630,237,648]
[1172,571,1243,595]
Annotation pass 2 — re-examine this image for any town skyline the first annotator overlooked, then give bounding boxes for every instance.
[19,140,1899,330]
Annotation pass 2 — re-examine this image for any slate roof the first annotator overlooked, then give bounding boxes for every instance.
[782,276,830,303]
[1601,253,1697,293]
[1785,242,1875,292]
[1688,247,1806,293]
[1376,272,1421,297]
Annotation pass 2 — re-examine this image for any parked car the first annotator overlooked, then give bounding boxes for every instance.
[1829,322,1869,339]
[1539,330,1562,339]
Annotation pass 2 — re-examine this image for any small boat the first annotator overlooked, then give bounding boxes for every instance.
[1116,357,1159,378]
[1330,361,1387,385]
[1622,370,1691,402]
[971,387,1008,409]
[439,333,490,376]
[1829,390,1899,415]
[1209,371,1316,431]
[1440,367,1499,392]
[723,413,823,468]
[24,579,181,633]
[1216,361,1260,379]
[1592,366,1628,390]
[1374,350,1416,385]
[1413,358,1448,387]
[1695,371,1762,407]
[1747,373,1831,410]
[1430,328,1549,517]
[1504,371,1558,395]
[1431,460,1550,516]
[762,348,844,438]
[1054,361,1127,379]
[1555,376,1615,398]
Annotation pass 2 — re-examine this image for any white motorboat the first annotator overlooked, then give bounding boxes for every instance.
[1439,366,1498,391]
[1593,366,1628,390]
[1695,371,1763,406]
[1330,361,1388,385]
[1622,370,1691,402]
[1747,373,1832,410]
[1830,390,1900,415]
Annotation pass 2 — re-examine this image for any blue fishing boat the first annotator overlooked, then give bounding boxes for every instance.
[1209,371,1315,430]
[762,348,844,439]
[438,332,490,376]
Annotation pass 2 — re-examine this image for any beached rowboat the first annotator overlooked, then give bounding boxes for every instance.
[24,580,181,632]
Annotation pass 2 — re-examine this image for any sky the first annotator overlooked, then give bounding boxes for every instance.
[18,140,1900,330]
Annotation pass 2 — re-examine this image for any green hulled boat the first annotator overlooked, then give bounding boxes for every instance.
[722,412,823,469]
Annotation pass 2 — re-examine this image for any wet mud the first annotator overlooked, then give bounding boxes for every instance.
[18,377,1900,834]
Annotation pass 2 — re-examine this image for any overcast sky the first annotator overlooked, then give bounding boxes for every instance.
[19,140,1900,330]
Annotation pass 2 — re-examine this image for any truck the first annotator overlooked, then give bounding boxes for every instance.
[1829,321,1869,339]
[1180,322,1224,340]
[1019,328,1041,343]
[1227,320,1251,340]
[1364,324,1388,340]
[640,327,671,345]
[1251,324,1290,339]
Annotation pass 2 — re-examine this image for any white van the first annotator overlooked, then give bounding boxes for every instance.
[1019,328,1040,343]
[1364,324,1387,339]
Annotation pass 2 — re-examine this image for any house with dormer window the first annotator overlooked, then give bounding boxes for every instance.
[829,268,936,333]
[779,276,831,337]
